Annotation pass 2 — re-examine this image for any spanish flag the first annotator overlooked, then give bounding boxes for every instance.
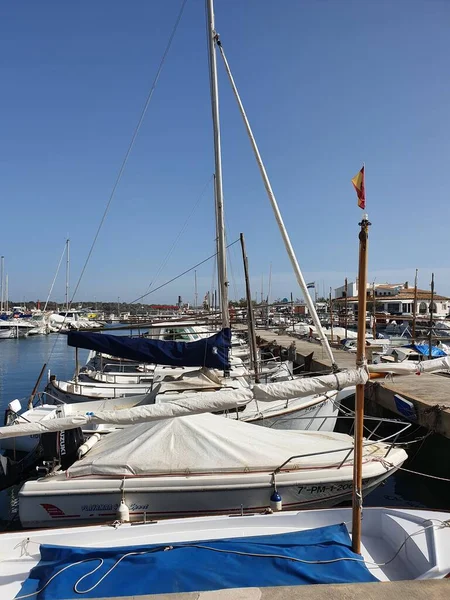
[351,165,365,210]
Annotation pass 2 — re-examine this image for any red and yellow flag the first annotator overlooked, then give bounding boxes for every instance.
[351,166,365,209]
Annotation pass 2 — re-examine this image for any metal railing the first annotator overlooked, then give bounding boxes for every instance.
[272,415,412,475]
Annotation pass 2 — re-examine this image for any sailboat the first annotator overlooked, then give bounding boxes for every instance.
[1,1,448,595]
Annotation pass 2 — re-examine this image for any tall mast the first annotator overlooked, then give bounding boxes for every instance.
[215,40,337,369]
[0,255,4,313]
[65,238,70,311]
[240,233,259,382]
[5,274,8,313]
[206,0,229,329]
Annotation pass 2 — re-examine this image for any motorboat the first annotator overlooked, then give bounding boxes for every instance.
[17,412,407,529]
[0,320,34,339]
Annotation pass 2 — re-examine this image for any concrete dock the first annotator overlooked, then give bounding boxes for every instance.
[252,328,450,439]
[97,579,450,599]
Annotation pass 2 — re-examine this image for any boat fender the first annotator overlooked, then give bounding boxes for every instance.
[77,433,101,459]
[117,499,130,522]
[270,490,282,511]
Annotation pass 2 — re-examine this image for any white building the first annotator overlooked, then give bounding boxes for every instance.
[334,282,449,319]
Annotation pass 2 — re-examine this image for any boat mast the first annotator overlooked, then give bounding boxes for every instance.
[412,268,418,343]
[215,40,337,369]
[194,269,198,309]
[5,274,8,314]
[352,213,371,554]
[0,255,4,313]
[240,232,260,382]
[206,0,229,329]
[429,273,434,360]
[65,238,70,312]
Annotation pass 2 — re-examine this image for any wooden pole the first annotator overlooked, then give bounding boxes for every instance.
[412,269,418,343]
[240,233,260,382]
[28,362,47,410]
[345,277,348,339]
[429,273,434,360]
[352,214,371,554]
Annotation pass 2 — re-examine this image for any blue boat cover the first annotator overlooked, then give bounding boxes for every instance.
[16,524,378,598]
[67,328,231,370]
[404,343,446,357]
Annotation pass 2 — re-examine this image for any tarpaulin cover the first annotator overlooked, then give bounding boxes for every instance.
[16,524,378,598]
[66,413,367,478]
[67,328,231,370]
[404,344,447,358]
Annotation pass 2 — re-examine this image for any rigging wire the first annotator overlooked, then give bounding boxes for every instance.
[68,0,189,308]
[43,240,67,312]
[40,0,188,367]
[141,175,213,298]
[130,238,240,305]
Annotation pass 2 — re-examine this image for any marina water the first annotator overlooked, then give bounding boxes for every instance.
[0,332,448,527]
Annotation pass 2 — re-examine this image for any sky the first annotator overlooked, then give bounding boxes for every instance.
[1,0,449,306]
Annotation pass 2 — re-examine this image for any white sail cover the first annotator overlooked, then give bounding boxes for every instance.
[0,389,252,439]
[368,356,450,375]
[252,369,368,402]
[67,413,366,478]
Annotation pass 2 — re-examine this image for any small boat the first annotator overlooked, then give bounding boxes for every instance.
[0,319,34,339]
[2,507,449,598]
[17,412,406,529]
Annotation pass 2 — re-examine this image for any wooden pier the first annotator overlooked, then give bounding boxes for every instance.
[252,328,450,440]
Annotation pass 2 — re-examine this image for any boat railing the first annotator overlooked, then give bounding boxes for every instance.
[272,415,412,475]
[85,371,153,385]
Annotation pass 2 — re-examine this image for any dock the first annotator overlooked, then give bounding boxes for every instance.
[101,579,450,599]
[252,328,450,440]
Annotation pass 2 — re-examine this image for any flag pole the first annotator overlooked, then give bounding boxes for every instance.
[352,212,371,554]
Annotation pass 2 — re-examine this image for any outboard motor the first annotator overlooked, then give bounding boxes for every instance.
[41,428,84,470]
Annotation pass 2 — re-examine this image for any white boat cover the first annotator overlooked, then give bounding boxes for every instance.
[368,356,450,375]
[252,369,367,402]
[67,413,370,478]
[0,389,253,439]
[156,368,226,392]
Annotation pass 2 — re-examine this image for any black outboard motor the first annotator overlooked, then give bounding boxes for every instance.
[41,428,84,470]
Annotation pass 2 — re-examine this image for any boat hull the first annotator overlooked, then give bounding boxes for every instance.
[19,468,398,529]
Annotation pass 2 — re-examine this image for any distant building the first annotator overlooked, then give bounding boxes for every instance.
[334,281,449,319]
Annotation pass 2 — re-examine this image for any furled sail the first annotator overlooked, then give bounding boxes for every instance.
[253,369,368,402]
[67,328,231,370]
[0,389,253,439]
[368,355,450,375]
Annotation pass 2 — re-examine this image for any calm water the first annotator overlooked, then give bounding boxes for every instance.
[0,333,448,523]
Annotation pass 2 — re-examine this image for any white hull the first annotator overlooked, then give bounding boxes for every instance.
[45,378,154,403]
[19,447,404,529]
[239,388,354,432]
[2,507,449,598]
[19,471,394,529]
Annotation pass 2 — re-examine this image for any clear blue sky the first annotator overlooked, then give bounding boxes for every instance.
[1,0,449,305]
